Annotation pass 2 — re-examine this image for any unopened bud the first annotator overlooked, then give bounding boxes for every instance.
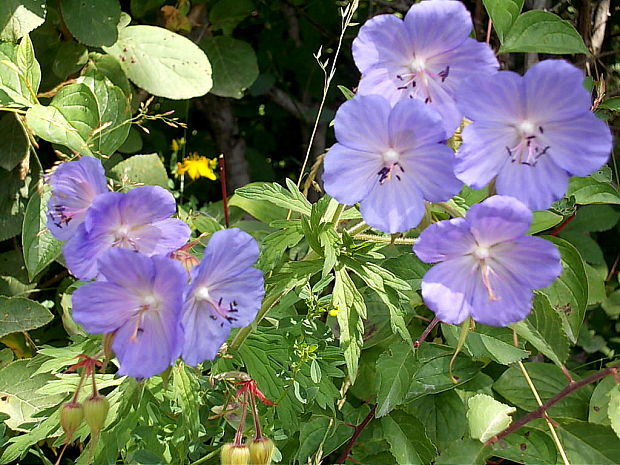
[60,401,83,442]
[249,437,274,465]
[83,394,109,434]
[221,443,250,465]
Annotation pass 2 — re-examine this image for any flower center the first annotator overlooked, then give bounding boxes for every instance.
[472,245,499,301]
[130,294,160,342]
[410,57,426,73]
[506,121,549,166]
[194,286,211,301]
[193,286,240,325]
[113,224,136,248]
[395,56,450,104]
[377,149,405,184]
[473,245,490,260]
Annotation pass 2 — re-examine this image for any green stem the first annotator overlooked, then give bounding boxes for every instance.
[189,448,221,465]
[345,221,369,236]
[353,233,417,245]
[330,203,345,227]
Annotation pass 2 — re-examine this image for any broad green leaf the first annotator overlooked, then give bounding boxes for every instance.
[0,360,61,431]
[609,386,620,439]
[234,180,312,217]
[61,0,121,47]
[540,236,588,343]
[209,0,254,35]
[201,37,259,99]
[0,0,46,42]
[558,420,620,464]
[103,25,212,99]
[435,439,489,465]
[529,210,562,234]
[493,363,590,419]
[83,52,131,95]
[567,176,620,205]
[15,34,39,96]
[22,186,61,280]
[0,40,38,106]
[376,341,415,417]
[585,263,606,306]
[229,192,287,223]
[407,389,466,443]
[500,11,588,54]
[589,376,616,425]
[513,293,569,367]
[599,97,620,111]
[51,41,88,80]
[0,296,52,338]
[467,393,516,443]
[482,0,524,43]
[381,411,436,465]
[333,267,365,382]
[109,153,169,189]
[491,427,557,465]
[0,251,35,297]
[0,113,29,171]
[26,83,98,155]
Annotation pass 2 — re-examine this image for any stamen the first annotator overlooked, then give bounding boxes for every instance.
[480,261,499,301]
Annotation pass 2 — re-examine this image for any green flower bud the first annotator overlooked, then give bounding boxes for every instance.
[59,401,83,442]
[249,437,274,465]
[221,443,250,465]
[82,394,109,434]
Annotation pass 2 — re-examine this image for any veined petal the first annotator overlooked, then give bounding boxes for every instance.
[63,223,114,280]
[130,218,191,256]
[83,191,124,234]
[181,300,230,366]
[206,267,264,328]
[388,98,447,151]
[357,67,403,106]
[414,218,476,263]
[334,95,391,152]
[495,155,568,211]
[352,13,410,74]
[467,195,532,246]
[422,77,462,135]
[121,186,177,226]
[323,144,381,205]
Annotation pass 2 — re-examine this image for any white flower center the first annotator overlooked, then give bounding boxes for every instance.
[142,295,159,309]
[473,245,490,261]
[194,286,211,301]
[382,149,400,164]
[410,57,426,73]
[518,120,535,136]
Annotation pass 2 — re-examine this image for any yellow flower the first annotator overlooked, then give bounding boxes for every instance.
[177,153,218,180]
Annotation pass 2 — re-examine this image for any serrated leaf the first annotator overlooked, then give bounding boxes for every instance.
[103,25,212,99]
[567,176,620,205]
[0,113,29,171]
[513,293,569,367]
[0,296,52,338]
[435,438,489,465]
[0,0,46,42]
[407,389,466,443]
[500,11,588,54]
[109,153,169,189]
[558,420,620,464]
[491,427,557,465]
[200,37,258,99]
[234,181,311,217]
[482,0,524,43]
[467,393,516,443]
[22,186,61,280]
[381,411,436,465]
[376,341,415,417]
[61,0,121,47]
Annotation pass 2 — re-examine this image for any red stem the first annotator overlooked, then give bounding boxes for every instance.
[413,317,440,348]
[219,154,230,228]
[485,361,620,446]
[336,404,377,464]
[234,392,249,446]
[549,214,575,236]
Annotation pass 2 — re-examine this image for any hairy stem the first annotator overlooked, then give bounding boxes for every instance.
[336,404,377,464]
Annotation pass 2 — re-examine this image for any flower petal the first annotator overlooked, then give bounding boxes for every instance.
[63,223,114,280]
[181,300,230,366]
[121,186,177,226]
[467,195,532,246]
[334,95,391,152]
[130,218,191,256]
[207,267,264,329]
[388,98,447,151]
[352,13,410,74]
[323,144,381,205]
[357,67,403,106]
[72,281,140,333]
[414,218,476,263]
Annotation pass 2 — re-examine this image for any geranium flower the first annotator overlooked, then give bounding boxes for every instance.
[177,153,218,180]
[322,95,462,233]
[72,248,186,379]
[181,228,264,366]
[47,156,108,241]
[352,0,498,134]
[413,196,562,326]
[455,60,612,210]
[63,186,191,280]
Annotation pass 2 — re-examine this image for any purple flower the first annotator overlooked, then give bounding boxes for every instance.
[72,248,186,379]
[47,156,108,241]
[455,60,613,211]
[63,186,191,280]
[323,95,463,234]
[181,228,264,366]
[413,196,562,326]
[352,0,498,134]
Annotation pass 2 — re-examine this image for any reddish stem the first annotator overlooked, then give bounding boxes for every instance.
[219,154,230,228]
[485,361,620,446]
[549,214,575,236]
[413,317,440,348]
[336,404,377,464]
[234,392,249,446]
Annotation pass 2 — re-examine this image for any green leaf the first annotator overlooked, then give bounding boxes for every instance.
[567,176,620,205]
[22,186,61,280]
[0,113,29,171]
[333,267,365,382]
[0,359,61,431]
[482,0,524,43]
[529,210,562,234]
[103,25,212,100]
[467,393,516,443]
[0,0,46,42]
[558,420,620,464]
[83,52,131,95]
[609,386,620,439]
[513,293,569,367]
[407,389,466,443]
[0,296,52,338]
[540,236,588,343]
[26,83,98,155]
[0,40,38,106]
[109,153,169,189]
[491,427,557,465]
[381,411,436,465]
[15,34,40,96]
[493,363,590,419]
[234,180,312,217]
[599,97,620,111]
[376,341,415,417]
[589,376,616,425]
[200,37,258,99]
[435,439,489,465]
[60,0,121,47]
[500,11,589,54]
[209,0,254,35]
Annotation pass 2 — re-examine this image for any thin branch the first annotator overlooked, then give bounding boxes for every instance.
[336,404,377,464]
[413,317,440,348]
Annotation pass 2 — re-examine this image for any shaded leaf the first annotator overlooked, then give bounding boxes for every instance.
[0,113,29,171]
[201,37,258,99]
[109,153,169,189]
[567,176,620,205]
[0,296,52,338]
[0,0,46,42]
[61,0,121,47]
[482,0,524,43]
[381,411,436,465]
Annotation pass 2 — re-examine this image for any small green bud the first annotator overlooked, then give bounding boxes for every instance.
[59,401,83,443]
[82,394,109,434]
[249,437,274,465]
[221,443,250,465]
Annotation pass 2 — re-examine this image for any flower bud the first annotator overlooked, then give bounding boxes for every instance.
[59,401,83,442]
[249,437,274,465]
[221,443,250,465]
[82,394,109,434]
